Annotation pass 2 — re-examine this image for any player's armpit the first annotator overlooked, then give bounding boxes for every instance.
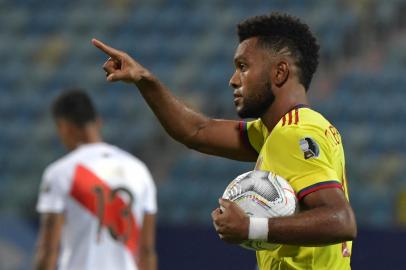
[138,213,157,270]
[186,119,258,162]
[267,188,357,246]
[34,213,64,270]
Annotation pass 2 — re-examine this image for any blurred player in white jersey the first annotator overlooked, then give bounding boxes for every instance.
[34,90,157,270]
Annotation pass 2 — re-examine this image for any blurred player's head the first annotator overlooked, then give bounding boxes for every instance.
[230,12,319,118]
[52,89,102,150]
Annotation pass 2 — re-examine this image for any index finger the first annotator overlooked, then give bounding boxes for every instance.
[92,38,121,59]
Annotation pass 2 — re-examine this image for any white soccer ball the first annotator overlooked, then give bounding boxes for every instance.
[222,170,297,250]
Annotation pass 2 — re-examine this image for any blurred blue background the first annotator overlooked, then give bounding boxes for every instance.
[1,0,406,269]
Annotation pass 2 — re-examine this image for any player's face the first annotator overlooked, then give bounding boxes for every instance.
[229,38,275,119]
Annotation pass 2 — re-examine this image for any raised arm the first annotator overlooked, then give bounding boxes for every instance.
[92,39,257,161]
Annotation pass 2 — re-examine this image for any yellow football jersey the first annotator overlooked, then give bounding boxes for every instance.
[241,106,351,270]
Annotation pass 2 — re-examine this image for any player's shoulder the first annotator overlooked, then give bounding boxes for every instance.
[43,143,106,178]
[271,107,336,152]
[246,118,264,128]
[43,150,79,179]
[104,144,154,184]
[245,118,269,138]
[108,144,149,170]
[278,107,332,135]
[269,108,339,160]
[298,107,332,128]
[108,145,155,189]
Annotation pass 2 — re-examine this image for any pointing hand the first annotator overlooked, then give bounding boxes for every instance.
[92,38,151,84]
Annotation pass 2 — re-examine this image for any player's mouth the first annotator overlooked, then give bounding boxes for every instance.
[234,97,242,106]
[233,92,242,105]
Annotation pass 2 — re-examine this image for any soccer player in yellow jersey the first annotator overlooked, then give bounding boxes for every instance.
[93,12,357,270]
[242,106,353,270]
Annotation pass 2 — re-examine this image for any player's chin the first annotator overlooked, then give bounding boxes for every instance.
[234,98,242,108]
[234,103,245,116]
[236,107,249,119]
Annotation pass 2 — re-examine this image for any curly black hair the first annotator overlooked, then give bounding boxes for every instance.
[238,12,320,91]
[52,89,98,127]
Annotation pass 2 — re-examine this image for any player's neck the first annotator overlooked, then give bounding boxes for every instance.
[261,86,309,132]
[70,128,103,150]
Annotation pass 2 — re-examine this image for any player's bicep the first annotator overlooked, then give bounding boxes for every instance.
[191,119,258,161]
[300,188,356,237]
[301,187,348,210]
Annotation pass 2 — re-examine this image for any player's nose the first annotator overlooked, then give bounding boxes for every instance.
[229,71,240,89]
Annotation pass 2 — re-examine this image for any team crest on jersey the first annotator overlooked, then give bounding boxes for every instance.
[299,137,320,159]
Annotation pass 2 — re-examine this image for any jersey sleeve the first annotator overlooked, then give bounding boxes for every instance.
[268,125,343,200]
[36,165,68,213]
[241,119,266,154]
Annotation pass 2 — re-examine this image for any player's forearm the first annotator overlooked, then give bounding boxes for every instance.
[267,206,356,246]
[135,75,211,149]
[34,250,58,270]
[34,214,63,270]
[138,249,157,270]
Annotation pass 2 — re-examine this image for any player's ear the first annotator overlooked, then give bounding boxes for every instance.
[273,60,289,87]
[55,118,69,134]
[95,117,103,130]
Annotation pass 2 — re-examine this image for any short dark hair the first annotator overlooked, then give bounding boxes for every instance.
[52,89,98,127]
[237,13,320,90]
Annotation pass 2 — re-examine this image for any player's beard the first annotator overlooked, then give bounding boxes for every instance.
[237,81,275,119]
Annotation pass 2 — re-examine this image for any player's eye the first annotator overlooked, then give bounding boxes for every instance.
[238,63,247,71]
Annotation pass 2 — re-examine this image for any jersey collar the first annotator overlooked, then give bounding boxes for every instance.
[290,104,310,110]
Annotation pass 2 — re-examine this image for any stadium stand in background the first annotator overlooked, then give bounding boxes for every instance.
[1,0,406,269]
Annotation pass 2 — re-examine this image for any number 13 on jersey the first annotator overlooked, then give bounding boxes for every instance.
[92,186,135,243]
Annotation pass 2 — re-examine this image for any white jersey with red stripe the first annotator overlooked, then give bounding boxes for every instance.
[37,142,157,270]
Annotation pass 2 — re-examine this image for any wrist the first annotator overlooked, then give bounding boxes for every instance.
[248,217,269,241]
[135,71,161,90]
[136,69,155,84]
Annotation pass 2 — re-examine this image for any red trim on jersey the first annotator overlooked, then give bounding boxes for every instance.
[281,105,308,127]
[294,108,299,124]
[288,111,293,125]
[239,121,250,147]
[297,181,343,200]
[239,121,259,154]
[70,165,140,256]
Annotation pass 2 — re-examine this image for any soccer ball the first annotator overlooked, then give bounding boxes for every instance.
[222,170,297,250]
